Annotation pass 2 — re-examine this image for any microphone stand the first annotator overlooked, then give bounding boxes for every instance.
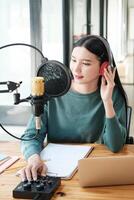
[0,81,41,141]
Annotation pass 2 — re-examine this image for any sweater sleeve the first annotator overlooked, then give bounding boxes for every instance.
[21,106,48,160]
[101,88,127,152]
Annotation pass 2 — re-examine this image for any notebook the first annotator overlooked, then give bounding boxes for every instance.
[0,153,9,162]
[78,155,134,187]
[40,143,94,179]
[0,156,20,174]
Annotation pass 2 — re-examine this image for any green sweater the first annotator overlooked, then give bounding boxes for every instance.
[21,87,127,160]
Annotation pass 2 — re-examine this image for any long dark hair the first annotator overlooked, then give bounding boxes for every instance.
[74,35,128,124]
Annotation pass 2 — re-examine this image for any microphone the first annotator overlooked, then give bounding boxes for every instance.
[31,77,45,130]
[32,60,73,131]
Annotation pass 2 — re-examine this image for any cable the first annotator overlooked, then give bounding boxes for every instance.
[0,123,39,141]
[0,43,45,58]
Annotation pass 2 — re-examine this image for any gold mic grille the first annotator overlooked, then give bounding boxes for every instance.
[32,77,45,96]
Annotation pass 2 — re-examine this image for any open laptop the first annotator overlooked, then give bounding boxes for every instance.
[78,155,134,187]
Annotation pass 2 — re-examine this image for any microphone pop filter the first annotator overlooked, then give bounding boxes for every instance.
[37,60,72,99]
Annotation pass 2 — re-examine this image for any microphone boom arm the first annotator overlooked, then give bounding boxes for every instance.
[0,81,22,93]
[0,80,41,141]
[0,81,33,105]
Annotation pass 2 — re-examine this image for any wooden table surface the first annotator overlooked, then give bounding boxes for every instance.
[1,141,134,200]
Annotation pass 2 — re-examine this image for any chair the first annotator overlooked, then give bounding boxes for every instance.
[126,106,133,144]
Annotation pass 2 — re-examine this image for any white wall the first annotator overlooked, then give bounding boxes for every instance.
[128,0,134,55]
[107,0,124,62]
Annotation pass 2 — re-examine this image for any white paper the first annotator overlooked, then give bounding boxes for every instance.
[40,143,93,179]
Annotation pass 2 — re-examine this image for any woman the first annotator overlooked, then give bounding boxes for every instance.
[19,35,128,181]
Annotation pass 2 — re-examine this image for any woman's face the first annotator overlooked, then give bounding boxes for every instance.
[70,47,100,85]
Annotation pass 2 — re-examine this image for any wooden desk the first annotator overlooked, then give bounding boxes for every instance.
[1,141,134,200]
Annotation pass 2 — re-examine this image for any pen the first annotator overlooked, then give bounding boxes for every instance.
[42,159,51,162]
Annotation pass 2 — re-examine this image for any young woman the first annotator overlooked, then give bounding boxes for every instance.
[19,35,128,181]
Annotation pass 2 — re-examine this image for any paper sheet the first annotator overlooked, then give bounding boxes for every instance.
[40,143,94,179]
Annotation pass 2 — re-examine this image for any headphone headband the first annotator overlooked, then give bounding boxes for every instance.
[87,35,113,67]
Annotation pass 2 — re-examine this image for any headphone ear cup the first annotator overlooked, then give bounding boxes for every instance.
[99,61,109,76]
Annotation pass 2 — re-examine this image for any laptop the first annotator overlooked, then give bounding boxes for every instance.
[78,155,134,187]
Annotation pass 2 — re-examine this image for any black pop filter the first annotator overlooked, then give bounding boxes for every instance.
[37,60,73,98]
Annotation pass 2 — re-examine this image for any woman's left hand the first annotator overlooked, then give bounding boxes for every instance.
[100,66,116,103]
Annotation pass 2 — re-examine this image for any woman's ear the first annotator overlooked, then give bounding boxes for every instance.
[99,61,109,76]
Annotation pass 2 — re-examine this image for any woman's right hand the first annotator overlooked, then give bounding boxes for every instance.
[17,154,47,181]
